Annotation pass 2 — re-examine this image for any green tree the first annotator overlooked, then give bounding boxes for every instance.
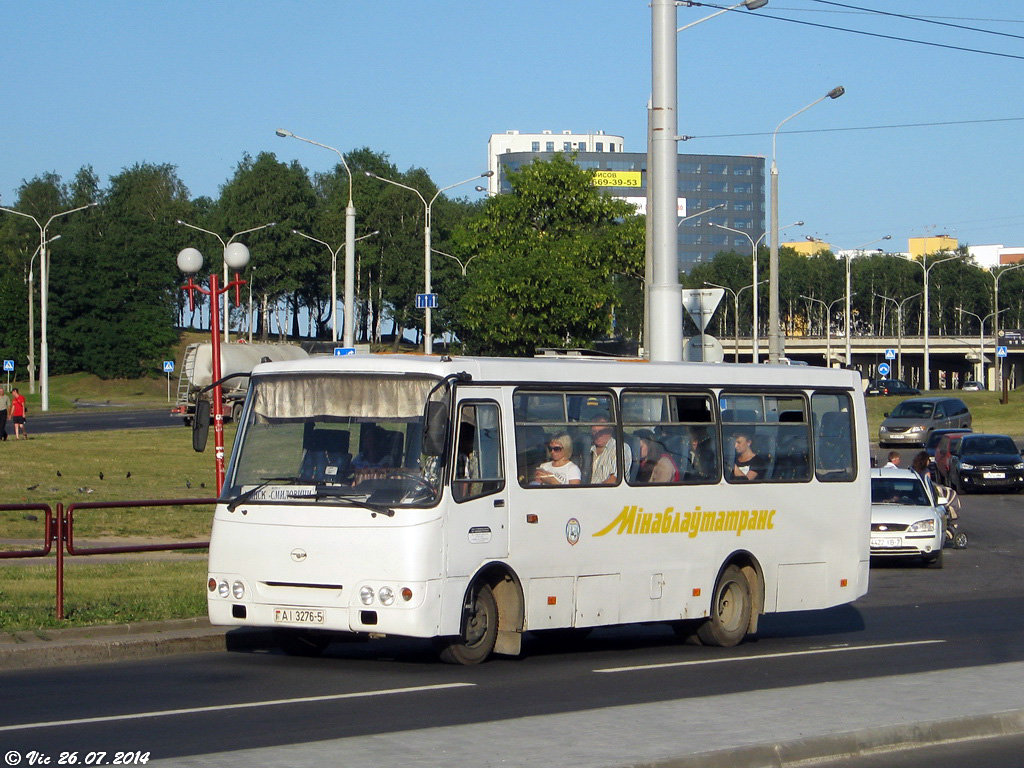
[451,155,643,356]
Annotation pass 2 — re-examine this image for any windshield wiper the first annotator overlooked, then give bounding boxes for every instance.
[310,486,395,516]
[227,476,301,511]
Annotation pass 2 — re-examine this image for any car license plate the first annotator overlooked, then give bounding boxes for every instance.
[274,607,325,625]
[870,537,901,548]
[983,472,1005,479]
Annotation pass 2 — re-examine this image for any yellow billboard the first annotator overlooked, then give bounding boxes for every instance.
[592,171,642,188]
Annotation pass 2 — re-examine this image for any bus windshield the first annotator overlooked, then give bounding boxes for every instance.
[225,373,444,507]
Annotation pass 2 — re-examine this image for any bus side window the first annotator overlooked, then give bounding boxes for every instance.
[453,402,504,502]
[812,394,855,482]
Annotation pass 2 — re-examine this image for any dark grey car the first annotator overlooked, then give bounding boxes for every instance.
[878,397,972,447]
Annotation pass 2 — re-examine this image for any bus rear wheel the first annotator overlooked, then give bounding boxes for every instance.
[696,565,752,647]
[435,582,498,665]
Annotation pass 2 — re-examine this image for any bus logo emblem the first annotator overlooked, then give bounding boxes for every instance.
[566,518,581,546]
[290,548,308,562]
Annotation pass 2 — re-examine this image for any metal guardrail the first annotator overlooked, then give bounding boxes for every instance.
[1,498,216,619]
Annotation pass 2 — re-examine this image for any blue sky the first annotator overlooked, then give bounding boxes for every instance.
[3,1,1024,252]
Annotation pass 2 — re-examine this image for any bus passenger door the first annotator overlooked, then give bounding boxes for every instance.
[447,399,510,577]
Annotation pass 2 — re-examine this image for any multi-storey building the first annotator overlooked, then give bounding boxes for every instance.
[489,130,766,272]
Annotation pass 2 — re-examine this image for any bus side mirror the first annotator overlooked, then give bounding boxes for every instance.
[193,400,211,453]
[422,400,448,456]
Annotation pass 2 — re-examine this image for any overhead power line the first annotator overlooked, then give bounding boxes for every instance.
[809,0,1024,41]
[679,115,1024,141]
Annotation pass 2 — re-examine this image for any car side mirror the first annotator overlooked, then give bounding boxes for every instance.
[883,412,890,418]
[193,400,211,452]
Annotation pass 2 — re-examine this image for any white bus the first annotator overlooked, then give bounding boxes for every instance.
[207,355,870,664]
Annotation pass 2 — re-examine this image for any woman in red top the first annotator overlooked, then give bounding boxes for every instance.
[10,388,26,440]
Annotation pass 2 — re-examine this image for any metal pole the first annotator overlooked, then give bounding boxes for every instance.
[845,254,852,367]
[344,201,356,348]
[769,159,780,363]
[424,206,433,355]
[649,0,683,361]
[209,273,227,494]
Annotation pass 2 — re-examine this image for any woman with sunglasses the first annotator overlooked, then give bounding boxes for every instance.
[534,433,582,485]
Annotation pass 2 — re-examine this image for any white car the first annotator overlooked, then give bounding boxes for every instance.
[870,468,945,568]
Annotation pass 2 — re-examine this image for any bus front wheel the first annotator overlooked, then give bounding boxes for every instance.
[435,583,498,665]
[696,564,752,647]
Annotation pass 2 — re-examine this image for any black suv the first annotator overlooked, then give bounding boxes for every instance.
[948,434,1024,493]
[866,378,921,397]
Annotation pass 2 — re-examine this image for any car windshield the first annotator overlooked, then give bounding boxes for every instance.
[871,477,931,506]
[224,372,445,507]
[889,401,933,418]
[961,436,1018,455]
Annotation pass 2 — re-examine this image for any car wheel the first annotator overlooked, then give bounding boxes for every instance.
[924,550,944,569]
[953,531,968,549]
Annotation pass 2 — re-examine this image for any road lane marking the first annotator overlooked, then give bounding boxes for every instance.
[594,639,946,673]
[0,682,475,733]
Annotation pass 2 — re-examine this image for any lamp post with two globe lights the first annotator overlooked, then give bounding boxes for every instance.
[176,244,252,495]
[175,220,276,344]
[24,235,60,395]
[363,170,493,355]
[768,86,845,363]
[0,201,98,410]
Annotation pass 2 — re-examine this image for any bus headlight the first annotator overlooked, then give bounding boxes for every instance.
[360,586,375,605]
[232,581,246,600]
[378,586,395,606]
[217,580,230,598]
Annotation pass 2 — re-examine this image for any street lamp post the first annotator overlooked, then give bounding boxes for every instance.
[177,245,250,494]
[842,235,891,368]
[909,253,957,390]
[0,202,97,411]
[957,307,1004,387]
[990,262,1024,385]
[291,229,379,344]
[707,279,765,362]
[175,220,276,344]
[364,170,493,354]
[713,220,801,363]
[800,293,847,368]
[875,292,920,380]
[768,86,845,363]
[275,129,358,349]
[25,235,61,394]
[432,248,479,277]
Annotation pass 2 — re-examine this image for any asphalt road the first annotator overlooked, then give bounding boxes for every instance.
[27,407,180,435]
[1,492,1023,766]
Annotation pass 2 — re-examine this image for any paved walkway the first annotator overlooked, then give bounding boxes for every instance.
[2,621,1024,767]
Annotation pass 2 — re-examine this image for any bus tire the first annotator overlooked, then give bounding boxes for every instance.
[696,564,752,648]
[274,629,331,657]
[435,582,498,665]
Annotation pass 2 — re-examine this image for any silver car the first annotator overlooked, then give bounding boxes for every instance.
[878,396,971,447]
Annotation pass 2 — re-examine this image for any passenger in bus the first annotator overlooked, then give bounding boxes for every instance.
[534,433,582,485]
[731,431,767,482]
[634,429,679,483]
[684,428,715,480]
[589,418,631,484]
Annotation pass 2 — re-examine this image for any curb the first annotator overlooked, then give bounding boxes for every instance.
[637,709,1024,768]
[0,619,275,671]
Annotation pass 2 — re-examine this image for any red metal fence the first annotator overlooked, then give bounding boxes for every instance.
[1,498,216,619]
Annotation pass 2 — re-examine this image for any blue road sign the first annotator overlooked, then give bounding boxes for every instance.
[415,293,439,309]
[2,360,14,372]
[333,347,356,356]
[884,349,896,360]
[878,362,891,377]
[997,346,1008,358]
[163,360,175,373]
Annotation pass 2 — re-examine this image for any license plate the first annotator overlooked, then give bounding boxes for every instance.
[871,537,901,548]
[274,607,325,625]
[983,472,1005,479]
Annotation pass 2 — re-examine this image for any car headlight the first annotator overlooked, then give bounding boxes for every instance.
[879,426,889,433]
[907,519,936,533]
[1015,462,1024,470]
[911,424,927,433]
[359,586,375,605]
[960,462,975,470]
